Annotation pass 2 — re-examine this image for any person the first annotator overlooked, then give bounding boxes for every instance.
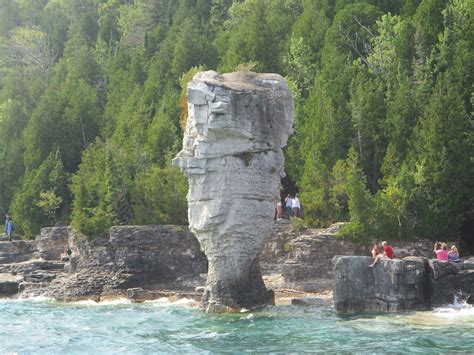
[291,194,301,218]
[371,243,379,258]
[369,241,394,267]
[284,194,293,218]
[433,241,449,262]
[5,215,13,241]
[276,201,283,220]
[60,246,72,262]
[448,245,460,262]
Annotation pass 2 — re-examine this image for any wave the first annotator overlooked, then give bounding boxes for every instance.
[72,298,132,306]
[145,297,199,307]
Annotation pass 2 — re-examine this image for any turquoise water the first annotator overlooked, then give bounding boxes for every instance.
[0,298,473,353]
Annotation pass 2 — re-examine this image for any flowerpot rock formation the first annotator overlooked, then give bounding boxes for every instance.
[173,71,294,312]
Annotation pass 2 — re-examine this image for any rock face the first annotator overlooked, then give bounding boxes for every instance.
[174,71,294,311]
[333,256,431,313]
[50,225,208,301]
[0,225,207,301]
[35,227,70,260]
[429,259,474,305]
[333,256,474,314]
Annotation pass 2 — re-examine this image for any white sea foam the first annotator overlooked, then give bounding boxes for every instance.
[72,298,131,306]
[16,296,54,302]
[146,297,198,307]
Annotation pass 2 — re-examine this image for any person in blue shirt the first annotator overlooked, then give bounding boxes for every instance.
[5,215,13,241]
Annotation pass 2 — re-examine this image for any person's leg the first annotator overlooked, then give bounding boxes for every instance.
[369,254,382,267]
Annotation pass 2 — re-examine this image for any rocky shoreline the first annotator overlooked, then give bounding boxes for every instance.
[0,221,471,311]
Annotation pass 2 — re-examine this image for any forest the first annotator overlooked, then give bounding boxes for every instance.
[0,0,472,250]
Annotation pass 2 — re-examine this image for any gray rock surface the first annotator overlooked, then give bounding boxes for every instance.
[333,256,474,314]
[35,227,70,260]
[0,281,19,296]
[174,71,293,311]
[0,225,208,301]
[333,256,431,314]
[429,258,474,305]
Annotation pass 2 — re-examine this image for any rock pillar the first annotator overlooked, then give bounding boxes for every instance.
[173,71,293,312]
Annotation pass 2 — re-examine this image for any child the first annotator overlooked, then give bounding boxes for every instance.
[371,243,379,258]
[448,245,460,262]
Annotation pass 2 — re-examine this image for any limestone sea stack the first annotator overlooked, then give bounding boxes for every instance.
[173,71,294,312]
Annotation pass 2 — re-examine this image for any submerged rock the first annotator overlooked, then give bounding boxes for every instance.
[174,71,294,312]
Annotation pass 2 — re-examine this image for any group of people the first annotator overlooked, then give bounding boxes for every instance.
[4,214,14,241]
[369,241,394,267]
[274,194,301,220]
[368,240,461,267]
[434,241,460,262]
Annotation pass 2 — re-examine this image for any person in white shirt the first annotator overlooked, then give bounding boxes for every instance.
[284,194,293,218]
[291,194,301,218]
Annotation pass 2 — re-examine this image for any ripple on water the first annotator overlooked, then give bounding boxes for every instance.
[0,300,473,352]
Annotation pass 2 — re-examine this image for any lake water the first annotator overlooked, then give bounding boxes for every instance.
[0,297,473,353]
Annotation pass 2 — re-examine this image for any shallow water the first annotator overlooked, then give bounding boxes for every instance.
[0,298,473,353]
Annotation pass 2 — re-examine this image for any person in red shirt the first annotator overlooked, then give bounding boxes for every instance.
[369,241,394,267]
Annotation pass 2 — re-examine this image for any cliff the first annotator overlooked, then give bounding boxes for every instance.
[333,256,474,314]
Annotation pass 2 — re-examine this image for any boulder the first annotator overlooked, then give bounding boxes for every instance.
[333,256,431,314]
[35,227,70,260]
[0,280,19,297]
[69,225,208,286]
[174,71,293,312]
[429,259,474,305]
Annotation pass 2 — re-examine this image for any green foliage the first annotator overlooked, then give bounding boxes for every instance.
[290,217,306,232]
[0,0,472,244]
[10,150,69,237]
[36,190,63,225]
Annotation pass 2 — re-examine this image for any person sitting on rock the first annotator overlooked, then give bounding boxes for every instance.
[434,241,449,262]
[371,243,379,258]
[448,245,460,262]
[369,241,394,267]
[60,246,72,262]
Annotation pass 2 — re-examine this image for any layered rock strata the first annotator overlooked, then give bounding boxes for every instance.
[174,71,294,312]
[333,256,474,314]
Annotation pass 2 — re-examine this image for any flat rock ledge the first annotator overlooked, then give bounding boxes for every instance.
[333,256,474,314]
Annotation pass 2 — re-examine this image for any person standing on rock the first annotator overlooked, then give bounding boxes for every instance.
[291,194,301,218]
[5,215,13,241]
[275,201,283,220]
[369,241,394,267]
[284,194,293,218]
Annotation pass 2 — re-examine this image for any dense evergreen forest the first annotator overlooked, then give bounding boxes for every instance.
[0,0,472,249]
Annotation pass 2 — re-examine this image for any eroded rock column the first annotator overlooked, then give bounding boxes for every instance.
[173,71,293,312]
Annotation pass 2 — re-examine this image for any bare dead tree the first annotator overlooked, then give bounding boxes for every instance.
[1,28,57,76]
[338,17,386,74]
